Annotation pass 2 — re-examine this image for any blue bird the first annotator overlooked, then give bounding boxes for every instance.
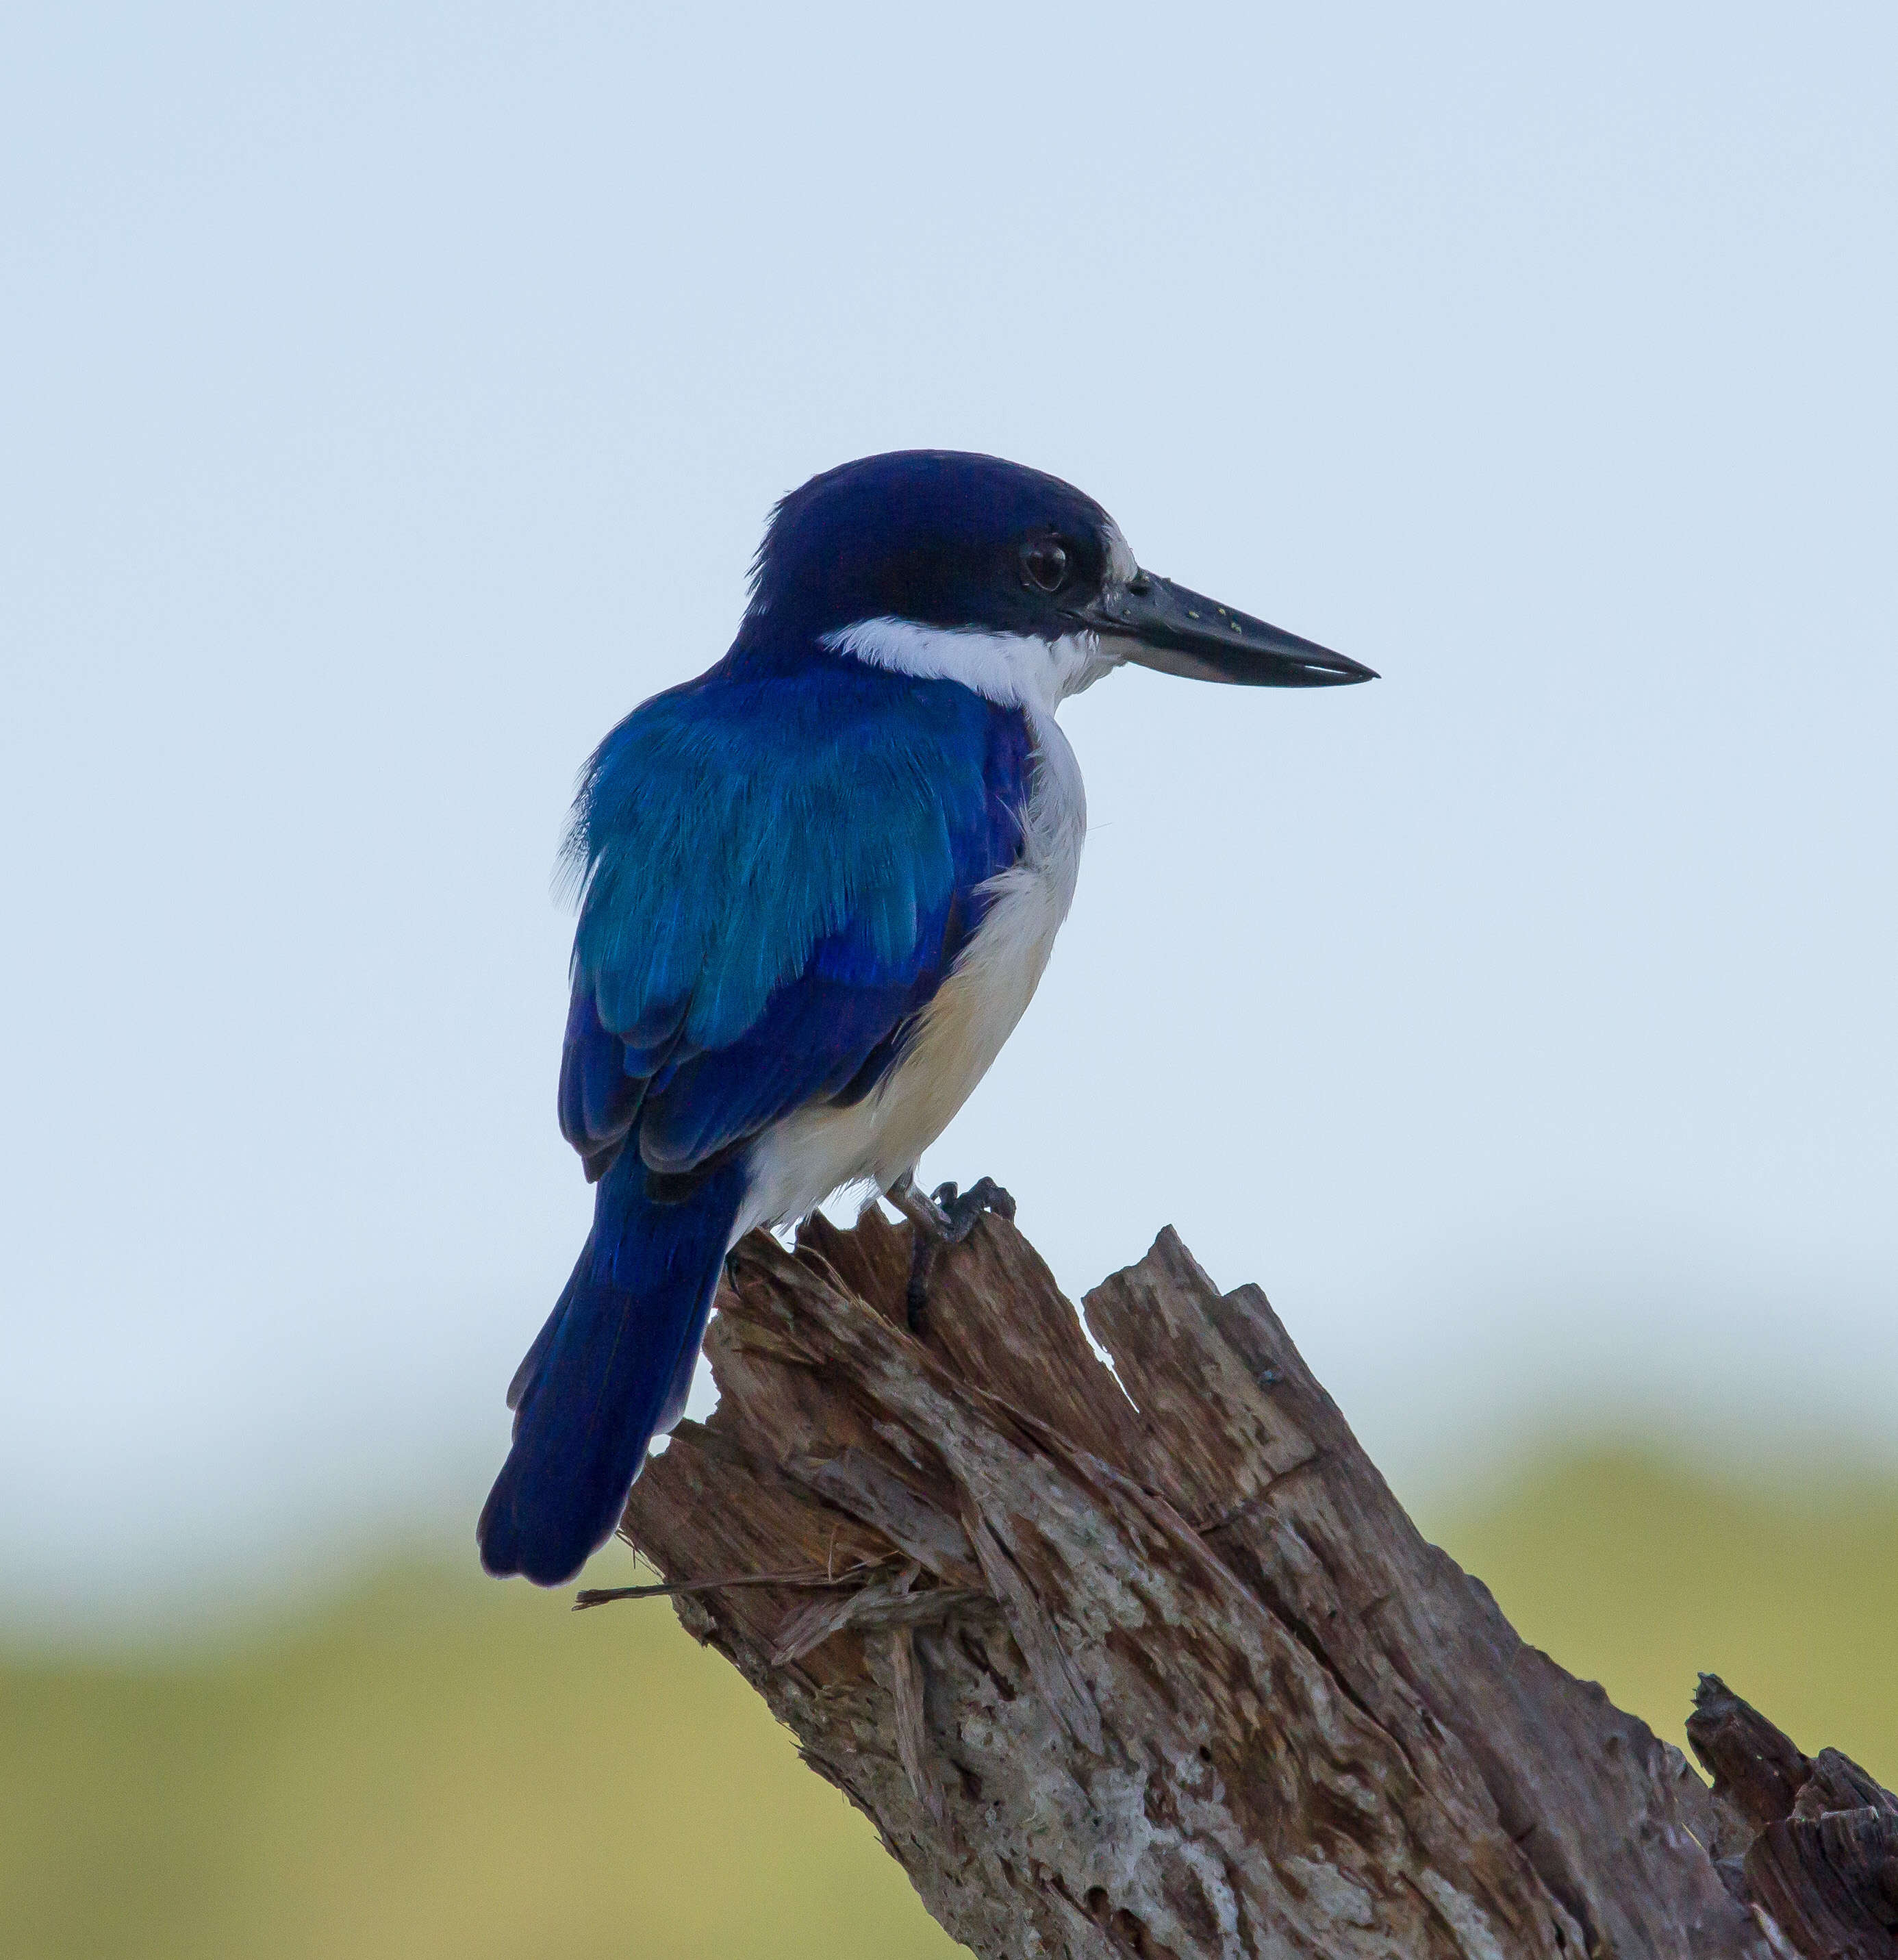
[478,451,1375,1585]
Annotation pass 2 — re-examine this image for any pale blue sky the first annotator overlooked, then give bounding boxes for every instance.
[3,3,1894,1630]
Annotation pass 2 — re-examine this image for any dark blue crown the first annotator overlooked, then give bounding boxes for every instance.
[738,450,1117,646]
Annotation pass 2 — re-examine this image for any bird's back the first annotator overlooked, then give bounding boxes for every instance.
[562,651,1039,1196]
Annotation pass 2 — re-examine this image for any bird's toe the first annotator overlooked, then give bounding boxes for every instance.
[931,1176,1015,1242]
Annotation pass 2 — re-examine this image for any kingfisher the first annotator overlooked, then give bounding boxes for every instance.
[478,451,1375,1585]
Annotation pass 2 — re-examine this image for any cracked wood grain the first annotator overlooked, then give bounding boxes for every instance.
[1687,1674,1898,1957]
[611,1205,1868,1959]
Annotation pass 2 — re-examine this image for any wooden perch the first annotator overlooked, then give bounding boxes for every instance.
[614,1207,1895,1959]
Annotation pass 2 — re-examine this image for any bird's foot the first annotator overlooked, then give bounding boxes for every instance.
[887,1172,1016,1336]
[931,1176,1017,1242]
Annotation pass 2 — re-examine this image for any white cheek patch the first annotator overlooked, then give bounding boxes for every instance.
[821,617,1119,714]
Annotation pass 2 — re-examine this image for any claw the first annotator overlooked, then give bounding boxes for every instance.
[887,1170,1016,1335]
[931,1177,1016,1242]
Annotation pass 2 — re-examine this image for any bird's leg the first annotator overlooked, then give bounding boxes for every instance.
[887,1170,1017,1336]
[887,1170,952,1333]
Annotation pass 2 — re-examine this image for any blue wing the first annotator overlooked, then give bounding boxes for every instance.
[557,661,1035,1190]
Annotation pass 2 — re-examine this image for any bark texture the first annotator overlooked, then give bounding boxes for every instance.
[605,1207,1888,1959]
[1687,1674,1898,1957]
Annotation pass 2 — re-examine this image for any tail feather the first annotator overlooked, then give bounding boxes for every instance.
[504,1290,566,1414]
[653,1284,718,1436]
[478,1153,745,1586]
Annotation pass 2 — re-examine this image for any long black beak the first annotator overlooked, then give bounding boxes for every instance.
[1078,572,1376,688]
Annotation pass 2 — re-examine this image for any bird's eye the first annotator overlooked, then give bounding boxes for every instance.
[1020,539,1070,593]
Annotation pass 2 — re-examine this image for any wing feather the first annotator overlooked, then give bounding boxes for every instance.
[558,663,1032,1187]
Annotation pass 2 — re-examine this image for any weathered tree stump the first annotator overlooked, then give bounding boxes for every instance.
[600,1207,1894,1959]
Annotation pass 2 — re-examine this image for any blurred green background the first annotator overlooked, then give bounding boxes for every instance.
[7,1443,1893,1960]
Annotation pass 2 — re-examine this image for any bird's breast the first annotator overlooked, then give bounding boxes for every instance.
[740,708,1085,1230]
[866,703,1085,1169]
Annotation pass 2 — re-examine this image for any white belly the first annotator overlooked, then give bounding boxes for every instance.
[739,704,1085,1235]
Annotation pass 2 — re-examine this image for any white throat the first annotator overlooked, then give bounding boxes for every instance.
[820,618,1122,717]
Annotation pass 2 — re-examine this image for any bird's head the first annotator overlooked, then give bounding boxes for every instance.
[735,449,1375,707]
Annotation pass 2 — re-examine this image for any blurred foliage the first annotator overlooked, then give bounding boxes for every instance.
[0,1557,961,1960]
[4,1446,1894,1959]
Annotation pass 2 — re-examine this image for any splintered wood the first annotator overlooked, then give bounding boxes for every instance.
[615,1209,1874,1959]
[1687,1674,1898,1957]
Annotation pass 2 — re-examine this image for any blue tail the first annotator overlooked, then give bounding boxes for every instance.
[477,1151,746,1586]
